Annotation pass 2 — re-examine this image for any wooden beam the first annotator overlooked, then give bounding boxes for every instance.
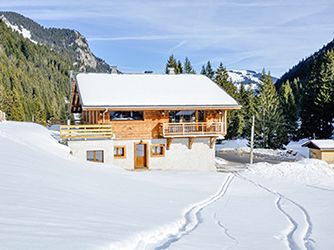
[166,138,172,150]
[210,137,215,149]
[188,137,194,150]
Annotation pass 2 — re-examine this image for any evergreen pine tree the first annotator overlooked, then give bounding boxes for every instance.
[300,61,319,138]
[10,87,25,121]
[176,60,183,74]
[254,71,287,149]
[165,54,178,74]
[314,51,334,138]
[214,63,235,94]
[280,80,298,141]
[184,57,196,74]
[0,84,6,110]
[239,84,256,138]
[205,61,214,80]
[214,62,244,138]
[200,65,206,75]
[300,50,334,138]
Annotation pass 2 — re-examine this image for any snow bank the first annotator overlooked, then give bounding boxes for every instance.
[247,159,334,184]
[286,138,309,158]
[0,121,69,157]
[215,157,229,165]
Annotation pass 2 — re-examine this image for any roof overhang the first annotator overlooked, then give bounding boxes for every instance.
[81,105,242,111]
[302,140,334,150]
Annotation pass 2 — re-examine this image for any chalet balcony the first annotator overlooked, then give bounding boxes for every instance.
[60,124,114,140]
[161,122,225,138]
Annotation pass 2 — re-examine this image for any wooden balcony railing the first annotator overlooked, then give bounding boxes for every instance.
[161,122,225,138]
[60,124,114,140]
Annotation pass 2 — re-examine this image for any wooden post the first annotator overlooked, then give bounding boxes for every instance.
[250,115,255,164]
[188,137,194,149]
[210,137,215,149]
[166,138,172,150]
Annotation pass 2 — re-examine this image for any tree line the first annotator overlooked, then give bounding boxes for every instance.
[165,54,334,149]
[0,21,72,125]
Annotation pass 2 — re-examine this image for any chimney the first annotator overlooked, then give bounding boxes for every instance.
[167,67,175,75]
[110,66,118,74]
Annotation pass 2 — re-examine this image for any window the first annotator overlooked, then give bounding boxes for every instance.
[110,111,144,121]
[87,150,104,163]
[151,144,165,157]
[114,146,126,158]
[169,110,205,122]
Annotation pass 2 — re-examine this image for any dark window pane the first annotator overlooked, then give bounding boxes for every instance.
[110,111,144,121]
[96,151,103,162]
[114,147,125,157]
[87,151,95,161]
[136,144,145,156]
[87,150,104,162]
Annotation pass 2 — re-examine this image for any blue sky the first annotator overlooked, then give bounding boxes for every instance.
[1,0,333,76]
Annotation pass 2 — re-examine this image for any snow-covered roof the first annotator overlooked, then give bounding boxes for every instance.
[302,140,334,150]
[75,73,240,109]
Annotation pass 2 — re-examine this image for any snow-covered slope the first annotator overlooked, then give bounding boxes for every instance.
[1,121,334,250]
[227,69,278,90]
[0,121,223,250]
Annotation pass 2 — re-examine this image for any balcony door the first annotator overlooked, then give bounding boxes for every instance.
[134,142,148,169]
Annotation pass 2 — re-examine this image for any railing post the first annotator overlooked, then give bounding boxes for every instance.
[163,123,165,137]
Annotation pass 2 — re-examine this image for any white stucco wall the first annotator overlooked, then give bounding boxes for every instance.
[149,138,215,170]
[68,139,114,164]
[67,138,215,171]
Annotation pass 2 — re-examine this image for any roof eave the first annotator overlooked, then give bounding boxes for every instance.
[81,104,242,110]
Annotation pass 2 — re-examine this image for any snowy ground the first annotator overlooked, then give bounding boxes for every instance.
[1,121,334,250]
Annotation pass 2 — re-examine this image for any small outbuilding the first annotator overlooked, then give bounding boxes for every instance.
[302,140,334,164]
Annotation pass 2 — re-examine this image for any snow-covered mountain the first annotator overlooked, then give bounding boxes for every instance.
[0,15,37,44]
[227,69,278,90]
[0,12,110,73]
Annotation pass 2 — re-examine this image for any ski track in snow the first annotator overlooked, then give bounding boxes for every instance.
[153,174,234,249]
[213,213,239,245]
[106,174,234,250]
[306,184,334,192]
[275,195,299,250]
[235,173,314,250]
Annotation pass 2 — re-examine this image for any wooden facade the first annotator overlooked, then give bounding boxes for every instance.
[310,148,334,164]
[76,109,227,140]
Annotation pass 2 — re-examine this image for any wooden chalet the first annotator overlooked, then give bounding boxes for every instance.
[61,72,240,170]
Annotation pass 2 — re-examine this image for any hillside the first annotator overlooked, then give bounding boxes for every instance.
[0,11,110,73]
[0,20,72,123]
[276,38,334,88]
[276,38,334,139]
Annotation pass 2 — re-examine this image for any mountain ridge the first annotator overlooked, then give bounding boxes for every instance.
[0,11,111,73]
[227,69,278,90]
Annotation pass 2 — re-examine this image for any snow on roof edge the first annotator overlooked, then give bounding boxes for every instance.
[302,139,334,149]
[75,73,240,108]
